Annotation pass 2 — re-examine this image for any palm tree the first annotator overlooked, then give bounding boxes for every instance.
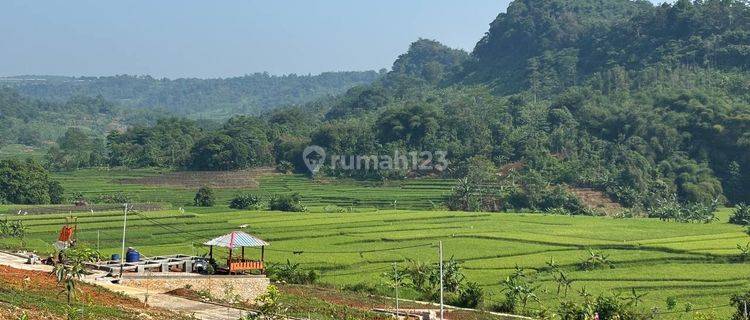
[554,271,573,297]
[625,288,647,307]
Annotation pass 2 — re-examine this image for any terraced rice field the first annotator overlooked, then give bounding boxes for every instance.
[52,168,454,210]
[2,206,747,319]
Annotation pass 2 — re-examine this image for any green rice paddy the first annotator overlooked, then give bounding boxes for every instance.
[51,168,453,210]
[1,169,747,318]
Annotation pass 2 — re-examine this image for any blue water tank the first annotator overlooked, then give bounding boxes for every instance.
[111,253,121,261]
[125,250,140,263]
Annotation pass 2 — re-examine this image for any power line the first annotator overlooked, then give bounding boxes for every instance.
[264,243,433,255]
[130,212,432,257]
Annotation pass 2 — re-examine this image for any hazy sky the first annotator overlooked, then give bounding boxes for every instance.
[1,0,664,79]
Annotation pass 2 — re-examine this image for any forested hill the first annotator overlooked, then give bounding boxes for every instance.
[294,0,750,207]
[0,71,380,119]
[19,0,750,210]
[0,87,162,147]
[459,0,750,96]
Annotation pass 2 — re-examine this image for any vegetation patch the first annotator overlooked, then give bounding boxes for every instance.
[118,168,276,189]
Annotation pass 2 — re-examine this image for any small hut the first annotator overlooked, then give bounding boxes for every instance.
[204,231,269,274]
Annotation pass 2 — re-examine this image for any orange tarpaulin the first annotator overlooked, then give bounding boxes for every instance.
[58,226,74,242]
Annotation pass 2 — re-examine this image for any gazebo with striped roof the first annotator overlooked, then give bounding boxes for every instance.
[204,231,269,274]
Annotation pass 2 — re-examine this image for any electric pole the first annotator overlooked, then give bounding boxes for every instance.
[393,262,399,318]
[119,203,129,278]
[439,241,444,320]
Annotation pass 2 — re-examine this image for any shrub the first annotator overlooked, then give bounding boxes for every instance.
[429,257,464,293]
[48,181,64,204]
[194,186,215,207]
[453,281,484,308]
[229,194,262,210]
[0,219,26,238]
[557,293,650,320]
[323,205,346,213]
[497,267,538,314]
[647,195,718,223]
[730,203,750,225]
[267,260,317,284]
[578,249,614,271]
[269,193,306,212]
[400,260,432,293]
[276,161,294,174]
[249,285,284,319]
[96,192,130,204]
[666,296,678,311]
[737,242,750,262]
[342,283,379,295]
[730,291,750,320]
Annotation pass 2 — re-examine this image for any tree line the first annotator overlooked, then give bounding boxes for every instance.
[7,0,750,211]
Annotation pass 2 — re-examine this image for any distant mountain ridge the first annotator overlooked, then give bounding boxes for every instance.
[1,71,381,119]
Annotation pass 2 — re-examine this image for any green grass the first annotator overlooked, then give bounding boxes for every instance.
[0,144,44,161]
[51,168,454,210]
[3,205,747,319]
[4,169,744,318]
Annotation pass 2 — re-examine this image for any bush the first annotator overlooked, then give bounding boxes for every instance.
[578,249,614,271]
[323,205,346,213]
[0,219,26,238]
[48,181,64,204]
[267,260,318,284]
[731,291,750,320]
[269,193,306,212]
[194,186,215,207]
[96,192,130,204]
[453,281,484,308]
[557,293,650,320]
[276,161,294,174]
[342,283,379,295]
[647,195,718,223]
[730,203,750,225]
[229,194,262,210]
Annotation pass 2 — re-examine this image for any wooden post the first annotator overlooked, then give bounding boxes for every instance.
[228,248,233,274]
[241,247,245,260]
[209,246,213,260]
[261,246,266,274]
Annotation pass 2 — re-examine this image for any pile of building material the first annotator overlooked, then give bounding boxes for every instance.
[88,254,208,275]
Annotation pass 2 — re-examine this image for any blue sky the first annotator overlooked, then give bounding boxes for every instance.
[0,0,665,78]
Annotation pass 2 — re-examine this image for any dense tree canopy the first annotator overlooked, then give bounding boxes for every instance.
[2,71,380,119]
[0,159,63,204]
[4,0,750,210]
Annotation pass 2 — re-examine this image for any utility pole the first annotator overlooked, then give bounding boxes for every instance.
[439,241,444,320]
[119,203,129,278]
[393,262,399,318]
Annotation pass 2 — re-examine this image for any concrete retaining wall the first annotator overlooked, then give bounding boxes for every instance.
[121,274,269,303]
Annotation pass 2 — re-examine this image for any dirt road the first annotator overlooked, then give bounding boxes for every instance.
[0,251,250,320]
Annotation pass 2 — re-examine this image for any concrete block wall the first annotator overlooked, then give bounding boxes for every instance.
[122,275,270,303]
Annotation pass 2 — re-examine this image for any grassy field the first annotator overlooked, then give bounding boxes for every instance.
[1,204,747,319]
[0,144,45,161]
[1,169,746,318]
[51,168,454,210]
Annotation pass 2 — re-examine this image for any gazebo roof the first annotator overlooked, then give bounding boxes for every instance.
[203,231,269,249]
